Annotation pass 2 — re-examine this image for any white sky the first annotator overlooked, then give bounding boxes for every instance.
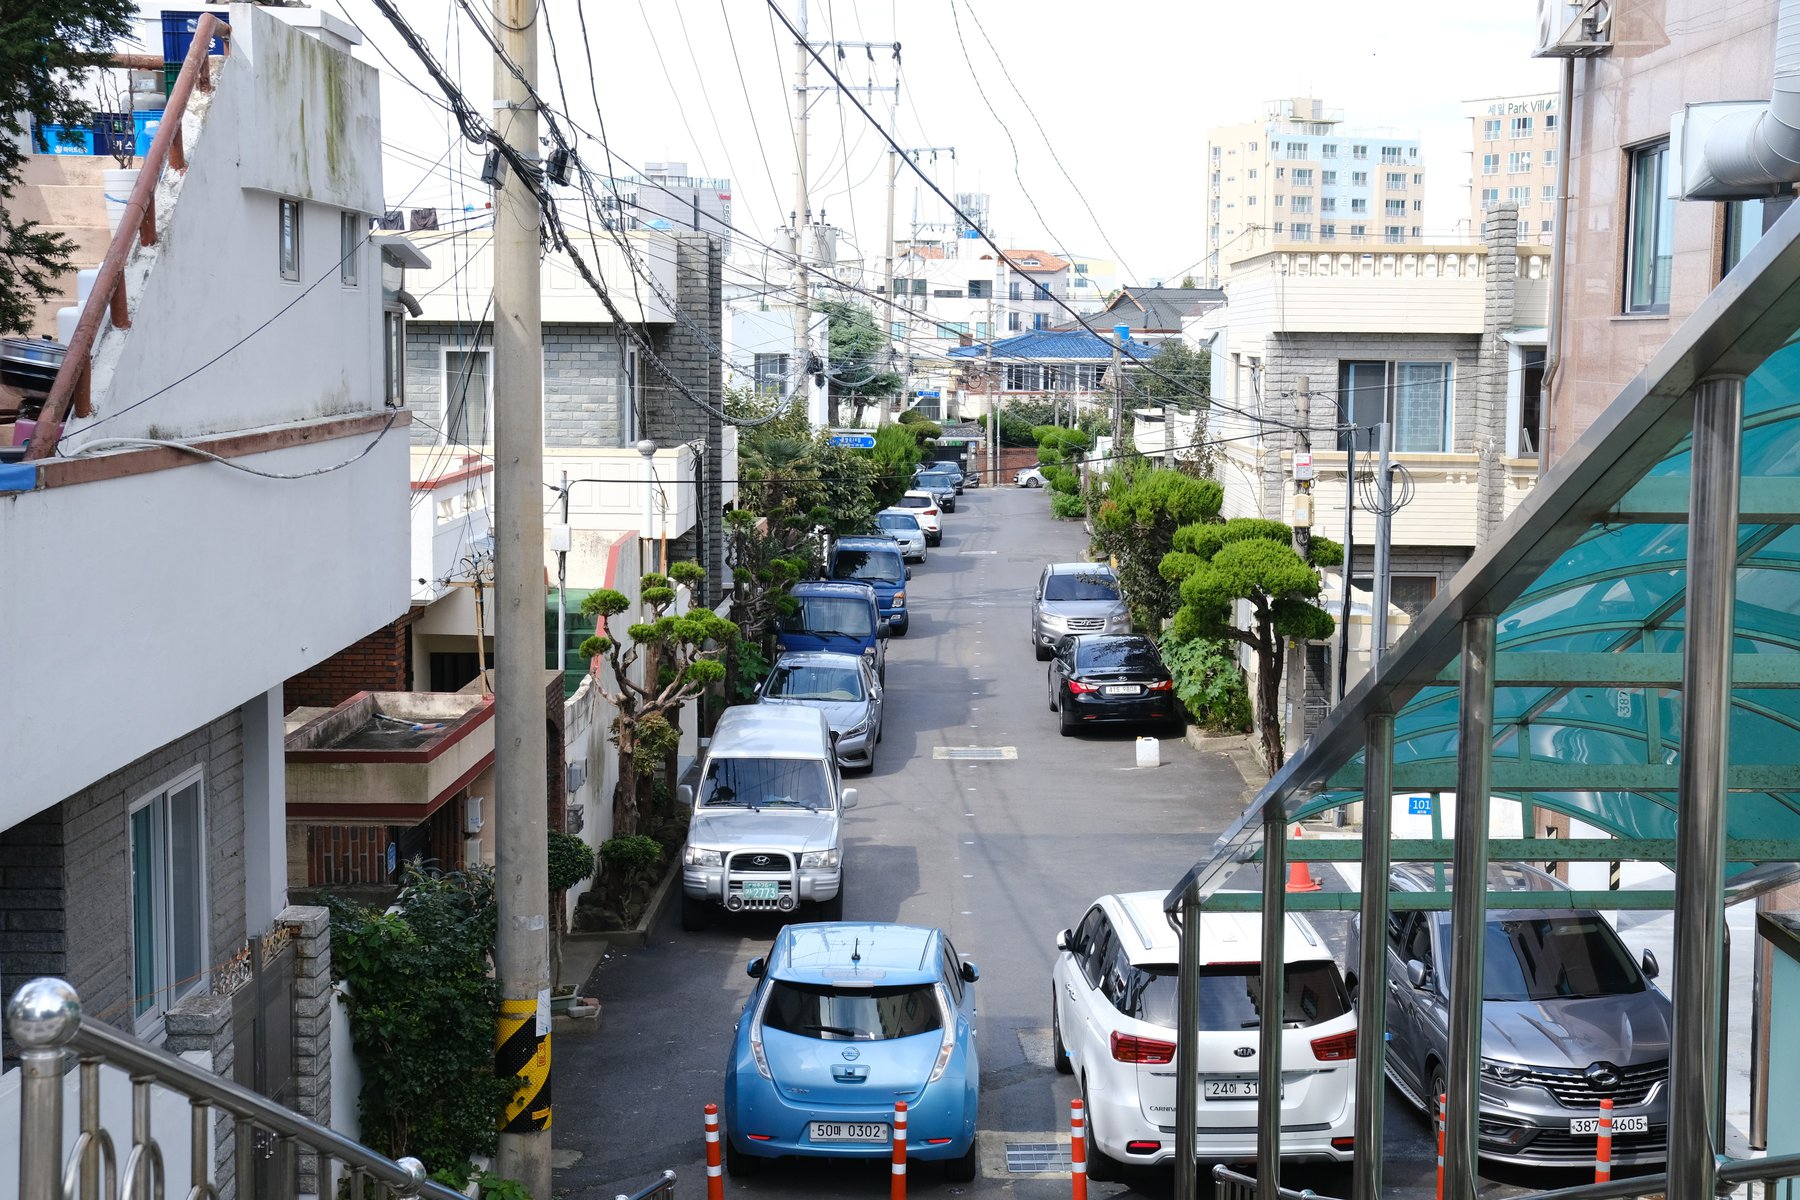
[333,0,1558,289]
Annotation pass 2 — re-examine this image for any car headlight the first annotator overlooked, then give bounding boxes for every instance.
[683,846,723,868]
[893,591,906,606]
[1478,1058,1526,1085]
[841,718,869,737]
[799,849,839,869]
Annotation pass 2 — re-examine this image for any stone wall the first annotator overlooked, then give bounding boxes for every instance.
[282,905,333,1196]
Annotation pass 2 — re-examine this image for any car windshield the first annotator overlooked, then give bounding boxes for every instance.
[697,758,831,810]
[1075,640,1160,671]
[897,495,931,509]
[1439,916,1646,1000]
[918,473,952,486]
[762,981,943,1041]
[1131,963,1351,1029]
[1044,571,1119,602]
[765,664,866,702]
[780,597,875,638]
[876,513,920,533]
[833,550,903,585]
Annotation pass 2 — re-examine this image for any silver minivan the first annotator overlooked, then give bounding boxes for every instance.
[678,705,856,931]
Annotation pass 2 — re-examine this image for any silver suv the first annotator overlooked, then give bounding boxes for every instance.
[1031,562,1129,659]
[1374,862,1671,1166]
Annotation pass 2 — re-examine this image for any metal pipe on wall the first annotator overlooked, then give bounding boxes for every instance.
[1444,614,1497,1200]
[1352,709,1396,1200]
[1668,375,1744,1200]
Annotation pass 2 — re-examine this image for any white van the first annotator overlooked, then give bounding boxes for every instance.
[678,705,856,931]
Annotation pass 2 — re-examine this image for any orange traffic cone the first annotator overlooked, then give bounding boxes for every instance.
[1285,823,1321,892]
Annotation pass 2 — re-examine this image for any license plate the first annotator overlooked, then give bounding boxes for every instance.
[1570,1115,1648,1134]
[810,1121,889,1142]
[1204,1078,1259,1100]
[1102,684,1140,696]
[741,881,780,900]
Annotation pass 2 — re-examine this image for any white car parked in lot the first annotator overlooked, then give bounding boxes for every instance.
[1015,465,1048,488]
[895,490,943,545]
[1051,891,1357,1176]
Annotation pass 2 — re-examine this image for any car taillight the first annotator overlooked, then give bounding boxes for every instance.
[1147,679,1173,691]
[924,508,938,516]
[1110,1031,1176,1064]
[927,985,956,1082]
[1311,1030,1357,1062]
[1067,680,1098,694]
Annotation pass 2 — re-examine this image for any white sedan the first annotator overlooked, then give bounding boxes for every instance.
[1016,465,1048,488]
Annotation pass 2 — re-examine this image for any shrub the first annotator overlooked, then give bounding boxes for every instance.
[547,829,595,894]
[1159,633,1252,732]
[1050,492,1085,520]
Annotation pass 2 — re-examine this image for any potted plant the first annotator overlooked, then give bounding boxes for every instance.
[547,829,594,1011]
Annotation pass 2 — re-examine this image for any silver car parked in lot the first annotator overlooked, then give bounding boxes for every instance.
[1031,562,1130,659]
[1371,862,1672,1167]
[756,651,884,770]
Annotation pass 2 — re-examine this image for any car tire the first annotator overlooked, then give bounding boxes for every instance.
[1081,1076,1122,1182]
[1428,1061,1447,1117]
[1059,702,1077,737]
[724,1138,761,1177]
[679,893,709,933]
[1034,640,1052,662]
[944,1135,979,1183]
[1051,986,1073,1075]
[927,533,940,546]
[817,887,845,922]
[1028,477,1043,488]
[1164,714,1187,739]
[1047,671,1058,711]
[892,615,909,637]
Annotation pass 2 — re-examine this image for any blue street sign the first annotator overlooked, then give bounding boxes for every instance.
[829,432,876,449]
[1407,795,1434,815]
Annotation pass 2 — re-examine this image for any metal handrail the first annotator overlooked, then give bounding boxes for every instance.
[1210,1164,1335,1200]
[24,13,230,461]
[1514,1149,1800,1200]
[9,978,467,1200]
[612,1170,675,1200]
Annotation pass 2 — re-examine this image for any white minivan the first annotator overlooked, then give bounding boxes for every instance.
[678,705,856,930]
[1051,891,1357,1176]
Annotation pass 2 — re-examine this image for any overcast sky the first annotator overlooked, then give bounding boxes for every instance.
[337,0,1557,289]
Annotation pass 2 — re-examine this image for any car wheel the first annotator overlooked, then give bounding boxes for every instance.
[1059,702,1077,737]
[1428,1061,1447,1116]
[817,887,845,922]
[679,893,709,932]
[1051,986,1073,1075]
[724,1137,761,1177]
[1048,671,1059,711]
[1081,1076,1121,1182]
[944,1135,979,1183]
[1029,477,1043,488]
[892,615,909,637]
[1034,640,1052,662]
[1164,714,1187,739]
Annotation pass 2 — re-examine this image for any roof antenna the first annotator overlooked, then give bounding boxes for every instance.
[852,938,862,964]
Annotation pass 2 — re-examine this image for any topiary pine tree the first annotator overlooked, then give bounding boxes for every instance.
[1159,518,1342,772]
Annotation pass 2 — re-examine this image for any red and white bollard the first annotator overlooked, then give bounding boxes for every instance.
[891,1100,908,1200]
[703,1103,723,1200]
[1595,1098,1613,1184]
[1435,1092,1447,1200]
[1070,1098,1088,1200]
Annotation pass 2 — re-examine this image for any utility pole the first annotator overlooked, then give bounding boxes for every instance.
[1335,416,1356,705]
[1110,323,1129,464]
[880,145,953,428]
[555,469,569,677]
[1292,380,1312,561]
[1370,420,1395,666]
[490,0,551,1194]
[790,0,816,429]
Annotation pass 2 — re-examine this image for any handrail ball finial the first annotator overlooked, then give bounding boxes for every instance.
[6,978,81,1049]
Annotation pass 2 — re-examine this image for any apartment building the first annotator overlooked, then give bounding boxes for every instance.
[1465,92,1560,244]
[1203,97,1427,287]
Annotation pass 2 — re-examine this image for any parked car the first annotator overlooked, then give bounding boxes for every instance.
[829,536,910,635]
[895,490,943,546]
[724,922,981,1180]
[1047,634,1180,737]
[678,706,856,930]
[874,508,927,562]
[776,580,887,684]
[1052,891,1356,1176]
[757,651,883,770]
[963,466,981,489]
[1032,562,1130,660]
[1015,465,1048,488]
[1369,862,1672,1167]
[914,470,958,512]
[922,459,966,493]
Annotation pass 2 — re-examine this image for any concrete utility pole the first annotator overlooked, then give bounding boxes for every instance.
[790,0,815,428]
[1292,379,1311,561]
[880,145,954,428]
[1110,323,1129,462]
[490,1,551,1193]
[1370,420,1395,666]
[1335,414,1356,704]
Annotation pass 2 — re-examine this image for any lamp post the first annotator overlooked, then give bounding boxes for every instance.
[636,438,657,572]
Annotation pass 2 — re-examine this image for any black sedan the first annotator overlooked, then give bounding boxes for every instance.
[1046,634,1181,737]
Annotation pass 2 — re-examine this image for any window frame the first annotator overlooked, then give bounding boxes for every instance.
[129,768,208,1037]
[340,212,361,286]
[278,197,302,282]
[1336,359,1454,453]
[441,345,495,447]
[1624,139,1675,314]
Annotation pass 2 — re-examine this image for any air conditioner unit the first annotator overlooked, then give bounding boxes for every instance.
[464,795,485,834]
[1533,0,1611,58]
[464,835,482,864]
[566,759,587,793]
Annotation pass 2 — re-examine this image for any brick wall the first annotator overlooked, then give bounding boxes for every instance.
[306,825,393,885]
[283,608,420,711]
[0,807,66,986]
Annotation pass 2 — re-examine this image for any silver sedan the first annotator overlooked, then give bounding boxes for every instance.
[755,651,885,770]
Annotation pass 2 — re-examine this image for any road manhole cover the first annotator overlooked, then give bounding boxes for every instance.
[1005,1142,1071,1174]
[933,746,1017,760]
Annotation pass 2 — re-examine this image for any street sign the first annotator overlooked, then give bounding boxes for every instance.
[829,431,876,449]
[1408,795,1434,815]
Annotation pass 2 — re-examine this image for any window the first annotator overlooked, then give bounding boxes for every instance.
[1386,172,1406,190]
[1274,195,1286,208]
[1321,223,1337,241]
[1032,312,1048,330]
[1322,143,1338,158]
[1542,184,1557,202]
[1009,281,1023,301]
[278,197,301,281]
[1276,166,1287,180]
[1321,197,1337,213]
[1291,196,1313,214]
[1007,311,1022,331]
[1074,262,1089,275]
[1352,144,1368,160]
[910,278,927,296]
[967,279,991,298]
[1381,145,1403,163]
[1511,116,1533,138]
[1248,141,1258,152]
[1384,225,1405,243]
[340,212,360,285]
[1290,223,1312,241]
[752,352,789,396]
[1508,186,1530,204]
[1545,113,1559,132]
[444,347,493,445]
[1351,171,1369,187]
[937,321,969,337]
[1519,219,1532,236]
[1482,154,1500,176]
[1413,172,1424,185]
[1273,222,1285,235]
[1626,140,1674,313]
[890,321,906,339]
[1246,194,1258,206]
[1508,150,1532,173]
[1386,199,1406,216]
[1350,198,1368,214]
[1513,344,1546,456]
[975,322,991,338]
[131,772,207,1032]
[1350,224,1367,238]
[1004,363,1041,391]
[1293,168,1314,186]
[1337,360,1452,453]
[1412,226,1423,237]
[1481,187,1500,208]
[383,310,405,406]
[1482,118,1502,140]
[1248,167,1259,179]
[933,288,964,299]
[1724,197,1771,274]
[1544,148,1558,169]
[1286,141,1307,158]
[1321,170,1337,185]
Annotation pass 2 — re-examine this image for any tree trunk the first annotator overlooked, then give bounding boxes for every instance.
[1255,616,1286,774]
[614,712,638,837]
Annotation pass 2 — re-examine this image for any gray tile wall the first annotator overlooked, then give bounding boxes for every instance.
[405,323,630,450]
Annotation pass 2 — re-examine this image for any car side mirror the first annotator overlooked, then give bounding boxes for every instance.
[905,566,912,580]
[1055,928,1073,952]
[961,962,980,984]
[877,622,891,639]
[746,957,765,979]
[678,784,694,807]
[1405,959,1429,990]
[752,680,764,694]
[841,787,858,809]
[1640,948,1659,980]
[1344,970,1359,1002]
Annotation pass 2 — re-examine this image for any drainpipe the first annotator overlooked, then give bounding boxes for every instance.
[1694,0,1800,188]
[1541,55,1575,468]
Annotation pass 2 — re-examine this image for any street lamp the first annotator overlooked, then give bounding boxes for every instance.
[637,438,657,572]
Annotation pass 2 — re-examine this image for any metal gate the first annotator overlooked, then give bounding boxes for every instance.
[232,930,297,1197]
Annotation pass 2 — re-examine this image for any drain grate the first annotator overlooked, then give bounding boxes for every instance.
[933,746,1018,761]
[1005,1141,1071,1174]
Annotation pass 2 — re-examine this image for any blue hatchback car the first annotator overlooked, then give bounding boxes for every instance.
[830,536,910,635]
[724,922,981,1180]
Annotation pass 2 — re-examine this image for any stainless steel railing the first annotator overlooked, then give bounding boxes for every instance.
[611,1170,675,1200]
[1513,1152,1800,1200]
[9,978,469,1200]
[1210,1164,1335,1200]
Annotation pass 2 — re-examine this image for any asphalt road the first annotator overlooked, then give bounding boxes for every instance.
[550,484,1575,1200]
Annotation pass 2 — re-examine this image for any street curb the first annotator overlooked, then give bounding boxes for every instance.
[1185,727,1269,797]
[565,859,680,950]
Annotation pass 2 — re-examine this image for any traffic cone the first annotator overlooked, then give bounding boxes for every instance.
[1285,823,1321,892]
